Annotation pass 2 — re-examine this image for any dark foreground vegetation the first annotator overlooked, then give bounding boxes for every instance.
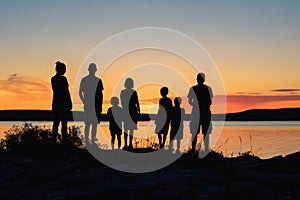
[0,124,299,199]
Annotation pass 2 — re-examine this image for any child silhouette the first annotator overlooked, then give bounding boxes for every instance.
[170,97,185,154]
[107,97,123,150]
[155,87,172,149]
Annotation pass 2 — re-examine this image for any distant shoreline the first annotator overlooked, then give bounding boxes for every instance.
[0,108,300,121]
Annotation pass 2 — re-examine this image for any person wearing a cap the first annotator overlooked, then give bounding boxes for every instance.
[187,72,213,153]
[51,61,72,144]
[79,63,104,144]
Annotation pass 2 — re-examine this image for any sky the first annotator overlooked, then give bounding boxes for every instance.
[0,0,300,113]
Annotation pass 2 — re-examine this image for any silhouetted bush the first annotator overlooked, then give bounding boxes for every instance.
[0,123,83,158]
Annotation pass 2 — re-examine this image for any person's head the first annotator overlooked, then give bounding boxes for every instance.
[174,97,182,107]
[124,78,134,89]
[55,61,66,75]
[197,73,205,84]
[160,87,169,97]
[88,63,97,75]
[110,96,119,106]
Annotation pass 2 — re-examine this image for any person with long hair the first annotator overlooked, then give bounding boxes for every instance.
[120,78,140,150]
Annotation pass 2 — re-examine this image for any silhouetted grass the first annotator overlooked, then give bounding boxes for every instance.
[0,123,83,159]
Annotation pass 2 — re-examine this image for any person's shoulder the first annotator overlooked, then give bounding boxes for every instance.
[117,106,123,111]
[120,89,126,94]
[51,75,56,82]
[206,85,212,90]
[60,75,68,81]
[51,74,58,80]
[81,75,89,81]
[188,85,198,93]
[192,84,198,89]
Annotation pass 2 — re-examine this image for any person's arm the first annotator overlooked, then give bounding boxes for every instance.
[96,79,104,113]
[155,98,163,124]
[135,91,140,114]
[65,77,72,110]
[79,80,84,104]
[208,86,213,99]
[51,77,55,92]
[107,108,111,120]
[187,87,194,106]
[208,86,213,105]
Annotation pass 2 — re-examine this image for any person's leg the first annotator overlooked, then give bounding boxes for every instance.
[84,122,90,143]
[91,122,98,144]
[123,130,128,148]
[52,112,60,143]
[190,112,200,152]
[176,138,181,153]
[129,130,133,149]
[191,134,198,152]
[162,133,167,148]
[111,134,115,150]
[158,134,162,148]
[203,134,210,153]
[61,111,69,143]
[117,134,121,149]
[202,109,212,153]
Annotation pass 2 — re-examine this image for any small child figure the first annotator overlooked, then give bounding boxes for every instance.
[107,97,123,150]
[170,97,185,154]
[155,87,172,149]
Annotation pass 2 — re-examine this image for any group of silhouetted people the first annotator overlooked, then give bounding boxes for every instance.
[51,61,213,153]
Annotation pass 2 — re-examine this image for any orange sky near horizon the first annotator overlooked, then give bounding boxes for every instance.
[0,49,299,113]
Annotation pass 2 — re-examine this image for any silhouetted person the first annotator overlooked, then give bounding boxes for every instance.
[51,61,72,143]
[120,78,140,149]
[107,97,123,150]
[155,87,172,149]
[79,63,104,144]
[188,73,213,153]
[170,97,185,154]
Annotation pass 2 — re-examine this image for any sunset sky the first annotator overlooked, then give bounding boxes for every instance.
[1,0,299,113]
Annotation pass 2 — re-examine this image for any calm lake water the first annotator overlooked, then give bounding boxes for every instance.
[0,121,299,159]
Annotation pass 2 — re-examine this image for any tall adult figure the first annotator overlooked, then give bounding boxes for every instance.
[79,63,104,144]
[187,73,213,153]
[120,78,140,149]
[51,61,72,143]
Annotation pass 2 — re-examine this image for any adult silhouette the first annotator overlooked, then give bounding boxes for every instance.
[155,87,172,149]
[51,61,72,143]
[79,63,104,144]
[120,78,140,149]
[187,73,213,153]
